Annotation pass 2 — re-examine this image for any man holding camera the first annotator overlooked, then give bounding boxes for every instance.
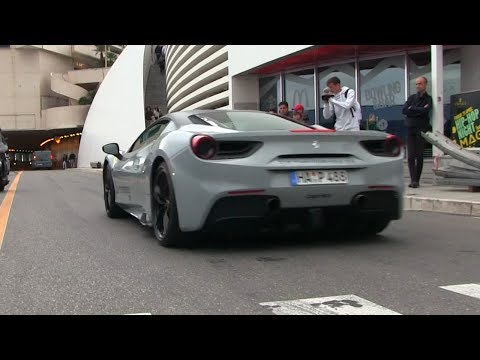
[322,76,360,131]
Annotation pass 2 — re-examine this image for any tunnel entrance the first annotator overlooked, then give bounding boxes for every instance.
[3,127,83,170]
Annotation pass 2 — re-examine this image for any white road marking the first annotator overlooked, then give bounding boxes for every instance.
[124,313,152,315]
[439,283,480,300]
[260,295,401,315]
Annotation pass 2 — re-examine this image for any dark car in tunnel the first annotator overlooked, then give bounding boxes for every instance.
[0,130,10,191]
[31,150,53,170]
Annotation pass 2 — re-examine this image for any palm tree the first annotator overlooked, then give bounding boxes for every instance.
[93,45,126,67]
[93,45,107,67]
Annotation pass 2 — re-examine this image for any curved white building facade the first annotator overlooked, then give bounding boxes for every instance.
[77,45,148,168]
[165,45,229,111]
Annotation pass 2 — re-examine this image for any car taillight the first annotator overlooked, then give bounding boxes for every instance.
[385,134,402,157]
[50,155,54,160]
[361,134,403,157]
[191,135,217,159]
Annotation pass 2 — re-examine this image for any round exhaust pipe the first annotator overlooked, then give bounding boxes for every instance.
[265,198,280,214]
[353,194,368,208]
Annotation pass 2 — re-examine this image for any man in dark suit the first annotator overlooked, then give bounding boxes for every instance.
[402,76,433,188]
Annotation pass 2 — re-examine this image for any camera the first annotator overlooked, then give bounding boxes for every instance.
[321,87,334,101]
[321,93,334,101]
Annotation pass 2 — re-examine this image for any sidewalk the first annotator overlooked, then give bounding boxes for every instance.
[404,182,480,217]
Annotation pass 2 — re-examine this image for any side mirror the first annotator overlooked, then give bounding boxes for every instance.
[102,143,123,160]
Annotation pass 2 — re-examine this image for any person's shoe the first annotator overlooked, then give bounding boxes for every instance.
[408,183,414,188]
[412,182,419,188]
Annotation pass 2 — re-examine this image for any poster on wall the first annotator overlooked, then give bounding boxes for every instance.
[359,106,406,140]
[451,90,480,148]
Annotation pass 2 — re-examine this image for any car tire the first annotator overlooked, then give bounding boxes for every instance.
[151,162,189,247]
[0,175,6,192]
[353,215,391,236]
[103,167,126,218]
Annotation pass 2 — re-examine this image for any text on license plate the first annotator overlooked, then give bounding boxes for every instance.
[290,170,348,185]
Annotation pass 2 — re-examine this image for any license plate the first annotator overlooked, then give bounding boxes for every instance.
[290,170,348,185]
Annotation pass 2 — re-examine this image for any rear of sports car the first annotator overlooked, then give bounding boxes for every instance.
[167,111,404,234]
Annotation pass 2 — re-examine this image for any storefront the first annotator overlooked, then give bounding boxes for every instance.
[253,45,463,157]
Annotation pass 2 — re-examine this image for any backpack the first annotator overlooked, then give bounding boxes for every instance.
[344,88,362,122]
[331,88,362,124]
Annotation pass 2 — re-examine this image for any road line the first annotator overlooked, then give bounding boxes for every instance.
[124,313,152,315]
[0,171,23,250]
[439,283,480,300]
[260,295,401,315]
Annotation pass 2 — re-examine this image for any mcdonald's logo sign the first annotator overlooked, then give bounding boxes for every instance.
[293,89,308,106]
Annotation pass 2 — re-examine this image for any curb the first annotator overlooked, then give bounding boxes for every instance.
[404,196,480,217]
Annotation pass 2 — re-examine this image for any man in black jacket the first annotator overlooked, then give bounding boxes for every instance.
[402,76,433,188]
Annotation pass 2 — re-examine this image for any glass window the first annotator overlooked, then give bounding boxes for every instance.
[360,55,406,139]
[143,123,164,142]
[33,151,51,160]
[318,63,356,108]
[285,69,314,123]
[129,136,145,153]
[442,48,461,139]
[196,111,310,131]
[443,48,461,105]
[409,51,432,96]
[129,122,168,152]
[259,75,281,112]
[361,56,405,107]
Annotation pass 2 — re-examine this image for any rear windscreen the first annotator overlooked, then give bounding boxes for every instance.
[34,152,51,160]
[194,111,311,131]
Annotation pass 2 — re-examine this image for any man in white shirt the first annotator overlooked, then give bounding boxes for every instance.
[322,76,360,131]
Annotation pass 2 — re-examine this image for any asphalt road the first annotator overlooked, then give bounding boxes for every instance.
[0,169,479,315]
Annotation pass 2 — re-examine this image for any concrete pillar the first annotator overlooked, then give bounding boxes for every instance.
[431,45,444,157]
[404,53,410,102]
[231,75,259,110]
[279,72,285,101]
[313,67,319,125]
[461,45,480,92]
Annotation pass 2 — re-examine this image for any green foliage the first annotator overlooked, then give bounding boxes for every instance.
[79,89,97,105]
[79,96,91,105]
[93,45,126,67]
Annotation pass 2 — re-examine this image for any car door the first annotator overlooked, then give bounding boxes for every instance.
[112,126,158,206]
[129,120,173,209]
[135,120,179,212]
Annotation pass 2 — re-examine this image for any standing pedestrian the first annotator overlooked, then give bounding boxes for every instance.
[402,76,433,188]
[69,153,76,168]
